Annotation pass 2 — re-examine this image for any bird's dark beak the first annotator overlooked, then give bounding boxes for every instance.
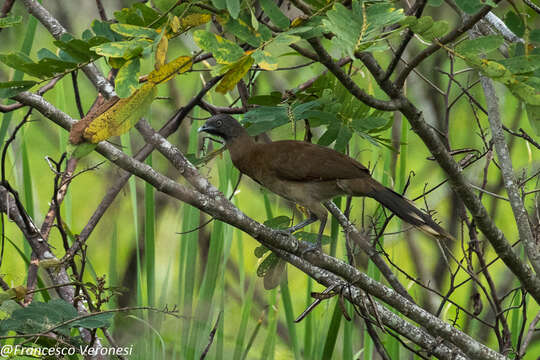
[197,124,211,133]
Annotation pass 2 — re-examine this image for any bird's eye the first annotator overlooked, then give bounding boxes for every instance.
[216,120,223,127]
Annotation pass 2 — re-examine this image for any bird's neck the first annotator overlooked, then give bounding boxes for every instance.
[225,131,256,166]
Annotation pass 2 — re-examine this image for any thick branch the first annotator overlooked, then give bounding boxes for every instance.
[307,38,401,111]
[479,72,539,274]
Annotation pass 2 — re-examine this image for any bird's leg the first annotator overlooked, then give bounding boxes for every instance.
[282,216,318,234]
[315,216,327,249]
[300,216,327,256]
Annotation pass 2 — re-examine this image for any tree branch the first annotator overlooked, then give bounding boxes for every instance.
[478,62,539,275]
[307,38,401,111]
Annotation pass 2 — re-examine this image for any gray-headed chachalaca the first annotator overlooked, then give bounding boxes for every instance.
[199,114,450,249]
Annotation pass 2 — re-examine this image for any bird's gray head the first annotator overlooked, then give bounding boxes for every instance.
[198,114,246,142]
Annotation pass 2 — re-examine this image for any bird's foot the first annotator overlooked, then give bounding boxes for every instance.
[300,241,322,257]
[276,229,294,237]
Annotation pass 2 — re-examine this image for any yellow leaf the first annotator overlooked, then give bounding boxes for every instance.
[291,17,306,27]
[171,16,181,33]
[83,82,157,143]
[181,14,212,28]
[155,32,168,70]
[147,55,192,84]
[216,56,254,94]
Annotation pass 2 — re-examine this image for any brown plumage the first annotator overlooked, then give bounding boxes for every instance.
[199,114,450,249]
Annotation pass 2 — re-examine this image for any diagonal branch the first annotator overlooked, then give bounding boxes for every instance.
[478,63,539,275]
[306,38,401,111]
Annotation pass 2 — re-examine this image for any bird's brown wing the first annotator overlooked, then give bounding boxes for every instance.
[255,140,370,182]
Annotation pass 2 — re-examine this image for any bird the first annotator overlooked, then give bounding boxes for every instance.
[198,114,451,250]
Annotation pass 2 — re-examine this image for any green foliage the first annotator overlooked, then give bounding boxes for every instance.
[454,0,494,14]
[0,80,37,98]
[504,10,525,38]
[116,57,141,98]
[456,35,504,54]
[0,299,112,336]
[226,0,241,19]
[91,38,153,60]
[0,15,22,28]
[110,23,160,39]
[193,30,245,64]
[323,0,406,56]
[259,0,290,29]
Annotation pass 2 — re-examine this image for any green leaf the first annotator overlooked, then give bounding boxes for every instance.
[531,29,540,43]
[257,252,280,277]
[254,245,270,258]
[92,20,120,41]
[525,104,540,135]
[226,0,241,19]
[410,16,434,34]
[508,82,540,105]
[248,92,282,106]
[71,313,113,329]
[366,3,405,26]
[351,117,390,132]
[193,30,244,64]
[498,56,540,75]
[243,106,289,135]
[0,299,77,336]
[0,80,37,98]
[259,0,290,29]
[264,216,291,229]
[419,20,449,41]
[211,0,226,9]
[322,4,362,56]
[110,23,159,39]
[318,122,340,146]
[251,50,278,70]
[456,35,503,55]
[455,0,485,14]
[295,231,331,245]
[115,58,141,98]
[0,15,22,28]
[114,3,161,27]
[0,52,77,79]
[67,142,98,159]
[37,48,59,60]
[91,39,152,60]
[54,33,109,62]
[273,34,301,46]
[221,15,262,47]
[335,125,352,152]
[216,56,254,93]
[504,11,525,38]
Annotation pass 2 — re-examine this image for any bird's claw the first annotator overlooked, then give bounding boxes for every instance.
[300,242,322,257]
[276,229,293,237]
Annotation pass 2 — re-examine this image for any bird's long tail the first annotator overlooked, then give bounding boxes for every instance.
[369,185,452,240]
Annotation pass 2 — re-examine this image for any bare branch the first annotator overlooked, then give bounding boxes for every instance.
[478,62,540,274]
